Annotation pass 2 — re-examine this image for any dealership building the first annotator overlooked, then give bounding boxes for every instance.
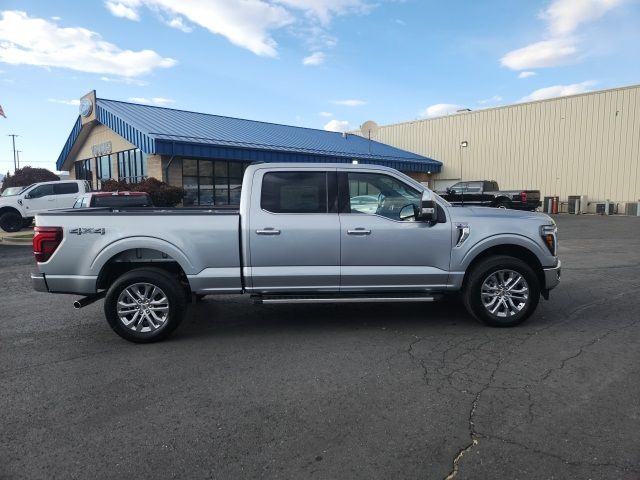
[368,84,640,213]
[57,90,441,206]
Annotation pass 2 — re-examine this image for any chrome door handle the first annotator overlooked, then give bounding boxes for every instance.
[256,228,280,235]
[347,228,371,235]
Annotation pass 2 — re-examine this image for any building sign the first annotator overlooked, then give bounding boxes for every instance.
[79,98,93,117]
[91,141,112,157]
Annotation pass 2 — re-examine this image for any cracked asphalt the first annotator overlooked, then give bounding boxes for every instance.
[1,215,639,479]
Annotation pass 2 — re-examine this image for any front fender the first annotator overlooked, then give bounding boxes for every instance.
[455,233,550,270]
[89,236,196,277]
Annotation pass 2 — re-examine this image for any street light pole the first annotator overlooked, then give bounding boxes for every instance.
[8,134,18,172]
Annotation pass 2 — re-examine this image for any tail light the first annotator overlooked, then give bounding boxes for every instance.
[520,191,528,203]
[33,226,63,263]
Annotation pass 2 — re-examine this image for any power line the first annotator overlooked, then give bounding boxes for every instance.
[7,134,18,172]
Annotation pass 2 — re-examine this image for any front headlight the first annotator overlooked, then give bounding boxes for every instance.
[540,224,557,256]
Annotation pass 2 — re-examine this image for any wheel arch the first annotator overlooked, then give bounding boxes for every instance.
[462,244,544,290]
[93,238,195,292]
[0,206,23,217]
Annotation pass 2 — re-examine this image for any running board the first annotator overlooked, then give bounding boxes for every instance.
[253,293,442,305]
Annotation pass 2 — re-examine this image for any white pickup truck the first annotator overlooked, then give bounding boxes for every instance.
[32,163,560,343]
[0,180,91,232]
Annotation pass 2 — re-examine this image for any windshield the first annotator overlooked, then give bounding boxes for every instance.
[1,186,28,197]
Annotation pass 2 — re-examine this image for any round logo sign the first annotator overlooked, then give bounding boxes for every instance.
[79,98,93,117]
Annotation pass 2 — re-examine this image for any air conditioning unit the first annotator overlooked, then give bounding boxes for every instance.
[624,202,639,216]
[595,202,615,215]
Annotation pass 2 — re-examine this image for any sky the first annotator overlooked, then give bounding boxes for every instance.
[0,0,638,175]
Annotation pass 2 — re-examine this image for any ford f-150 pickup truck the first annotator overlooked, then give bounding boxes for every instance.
[439,181,541,210]
[31,163,560,343]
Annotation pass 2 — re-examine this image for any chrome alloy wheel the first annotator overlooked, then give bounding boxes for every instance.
[117,283,170,333]
[481,269,529,318]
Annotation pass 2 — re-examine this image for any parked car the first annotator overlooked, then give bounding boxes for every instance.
[439,181,541,210]
[0,180,92,232]
[31,163,560,343]
[73,191,153,209]
[1,186,27,197]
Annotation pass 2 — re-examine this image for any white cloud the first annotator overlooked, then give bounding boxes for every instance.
[323,119,351,132]
[128,96,175,105]
[104,0,372,57]
[48,98,80,106]
[330,99,366,106]
[542,0,622,36]
[302,51,325,65]
[319,111,333,117]
[478,95,503,105]
[104,0,295,57]
[105,1,141,21]
[501,37,578,70]
[166,16,193,32]
[0,11,176,77]
[394,18,406,25]
[519,80,596,102]
[275,0,372,26]
[420,103,464,118]
[501,0,622,71]
[518,71,537,79]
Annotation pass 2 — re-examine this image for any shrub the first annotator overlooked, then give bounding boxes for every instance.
[1,167,60,192]
[101,177,184,207]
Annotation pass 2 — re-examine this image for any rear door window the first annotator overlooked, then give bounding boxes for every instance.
[53,183,79,195]
[261,172,329,214]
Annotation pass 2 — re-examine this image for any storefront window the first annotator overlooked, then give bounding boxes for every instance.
[117,149,147,183]
[75,158,93,189]
[182,159,247,206]
[96,155,112,189]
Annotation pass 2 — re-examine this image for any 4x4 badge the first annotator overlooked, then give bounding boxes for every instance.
[69,227,105,235]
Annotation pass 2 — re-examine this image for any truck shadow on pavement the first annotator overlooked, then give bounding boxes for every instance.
[172,295,498,342]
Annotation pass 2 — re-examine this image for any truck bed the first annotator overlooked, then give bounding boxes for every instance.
[35,207,242,295]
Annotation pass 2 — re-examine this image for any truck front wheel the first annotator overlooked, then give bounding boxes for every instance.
[0,211,24,232]
[104,268,187,343]
[463,255,540,327]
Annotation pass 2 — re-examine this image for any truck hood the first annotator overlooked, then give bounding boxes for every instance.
[447,205,553,224]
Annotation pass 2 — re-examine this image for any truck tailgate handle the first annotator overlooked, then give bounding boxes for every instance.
[347,228,371,235]
[256,228,281,235]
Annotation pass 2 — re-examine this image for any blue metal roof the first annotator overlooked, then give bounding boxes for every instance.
[57,98,442,173]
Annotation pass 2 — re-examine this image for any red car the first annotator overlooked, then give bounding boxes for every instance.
[72,191,153,208]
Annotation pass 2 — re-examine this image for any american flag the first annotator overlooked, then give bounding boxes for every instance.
[0,104,5,118]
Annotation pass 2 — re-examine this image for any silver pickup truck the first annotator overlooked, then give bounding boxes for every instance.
[31,163,560,343]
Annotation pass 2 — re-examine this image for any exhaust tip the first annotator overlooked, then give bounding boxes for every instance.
[73,301,82,309]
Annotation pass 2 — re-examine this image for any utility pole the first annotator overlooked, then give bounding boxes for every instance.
[8,134,18,172]
[16,150,22,169]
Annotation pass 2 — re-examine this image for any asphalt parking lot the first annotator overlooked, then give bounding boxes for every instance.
[1,215,639,479]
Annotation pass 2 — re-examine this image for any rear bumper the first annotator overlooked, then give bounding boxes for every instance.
[31,272,97,294]
[31,272,49,292]
[543,260,561,290]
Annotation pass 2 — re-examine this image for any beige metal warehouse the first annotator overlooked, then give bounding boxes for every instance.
[372,84,640,213]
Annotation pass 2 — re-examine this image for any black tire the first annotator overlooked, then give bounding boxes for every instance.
[494,199,511,209]
[0,211,23,232]
[22,217,33,228]
[462,255,540,327]
[104,268,187,343]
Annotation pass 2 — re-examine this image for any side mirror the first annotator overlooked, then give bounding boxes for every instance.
[23,193,31,200]
[417,190,437,222]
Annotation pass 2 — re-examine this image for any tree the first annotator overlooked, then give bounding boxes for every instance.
[101,177,184,207]
[1,167,60,192]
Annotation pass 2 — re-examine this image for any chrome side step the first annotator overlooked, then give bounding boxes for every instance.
[253,293,441,305]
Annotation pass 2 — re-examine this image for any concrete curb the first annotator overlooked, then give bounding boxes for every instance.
[0,236,33,246]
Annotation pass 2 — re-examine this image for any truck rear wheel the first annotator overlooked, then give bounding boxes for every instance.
[104,268,187,343]
[462,255,540,327]
[0,211,23,232]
